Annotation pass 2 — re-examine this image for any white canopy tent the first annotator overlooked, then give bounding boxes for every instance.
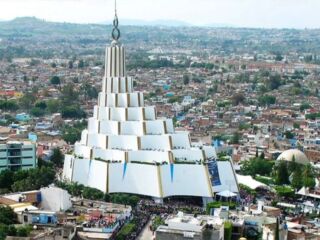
[236,174,268,190]
[216,190,237,198]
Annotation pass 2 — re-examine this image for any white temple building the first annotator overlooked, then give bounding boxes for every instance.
[62,10,239,203]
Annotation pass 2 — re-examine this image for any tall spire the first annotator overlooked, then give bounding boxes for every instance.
[112,0,121,43]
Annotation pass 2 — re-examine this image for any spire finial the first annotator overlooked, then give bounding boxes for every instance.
[112,0,121,42]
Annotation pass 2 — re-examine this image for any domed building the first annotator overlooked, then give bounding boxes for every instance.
[62,9,239,203]
[276,149,309,165]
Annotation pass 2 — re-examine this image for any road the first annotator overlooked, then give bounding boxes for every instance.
[137,220,154,240]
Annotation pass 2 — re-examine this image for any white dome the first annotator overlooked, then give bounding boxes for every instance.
[277,149,309,165]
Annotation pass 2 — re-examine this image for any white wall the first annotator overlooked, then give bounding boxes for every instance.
[40,186,72,212]
[212,161,239,193]
[109,163,161,197]
[62,154,73,181]
[87,160,108,192]
[161,164,212,198]
[128,150,170,163]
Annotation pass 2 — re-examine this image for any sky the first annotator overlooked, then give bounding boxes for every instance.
[0,0,319,28]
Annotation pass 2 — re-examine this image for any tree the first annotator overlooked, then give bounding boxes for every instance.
[291,168,303,190]
[284,131,294,139]
[267,74,282,90]
[232,93,245,106]
[275,161,289,185]
[241,158,274,177]
[68,61,73,69]
[35,101,47,110]
[47,99,61,113]
[258,95,276,106]
[302,164,316,188]
[82,187,104,200]
[0,206,16,225]
[78,59,85,68]
[50,148,64,168]
[275,53,283,61]
[19,92,36,110]
[61,105,86,119]
[50,76,61,85]
[183,74,190,85]
[30,107,45,117]
[60,83,79,105]
[0,170,13,190]
[231,132,240,144]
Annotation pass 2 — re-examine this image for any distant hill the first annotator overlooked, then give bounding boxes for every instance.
[109,19,192,27]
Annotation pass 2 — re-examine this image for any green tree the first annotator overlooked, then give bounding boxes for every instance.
[60,83,79,105]
[183,74,190,85]
[78,59,85,68]
[50,148,64,168]
[302,164,316,188]
[267,74,282,90]
[30,107,45,117]
[275,161,289,185]
[50,76,61,85]
[232,93,245,106]
[0,206,16,225]
[291,168,303,190]
[19,92,36,110]
[47,99,61,113]
[35,101,47,110]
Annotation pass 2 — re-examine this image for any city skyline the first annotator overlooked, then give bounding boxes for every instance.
[0,0,319,29]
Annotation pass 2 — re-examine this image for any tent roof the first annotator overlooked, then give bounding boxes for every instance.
[216,190,237,198]
[236,174,267,190]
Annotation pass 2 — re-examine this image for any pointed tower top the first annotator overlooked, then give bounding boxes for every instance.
[112,0,121,43]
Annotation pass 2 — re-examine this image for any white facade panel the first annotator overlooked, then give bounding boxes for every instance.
[140,135,171,151]
[108,135,138,151]
[97,107,110,120]
[107,94,116,107]
[127,108,143,121]
[87,133,107,149]
[172,149,204,162]
[87,160,108,192]
[170,132,190,149]
[62,154,73,181]
[93,149,125,162]
[203,146,218,160]
[100,121,118,135]
[80,130,88,145]
[109,163,161,198]
[161,165,212,198]
[72,158,90,185]
[88,118,99,133]
[74,144,91,159]
[145,120,165,135]
[111,108,126,121]
[165,119,174,133]
[118,93,128,107]
[213,161,239,193]
[144,107,156,120]
[129,93,139,107]
[121,122,144,136]
[128,151,170,164]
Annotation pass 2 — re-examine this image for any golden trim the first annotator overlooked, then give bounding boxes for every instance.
[143,122,147,135]
[157,165,164,198]
[163,121,168,134]
[169,136,173,150]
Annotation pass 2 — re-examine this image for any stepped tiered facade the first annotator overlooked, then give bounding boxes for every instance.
[63,13,238,202]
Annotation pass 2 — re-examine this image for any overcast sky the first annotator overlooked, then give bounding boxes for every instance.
[0,0,319,28]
